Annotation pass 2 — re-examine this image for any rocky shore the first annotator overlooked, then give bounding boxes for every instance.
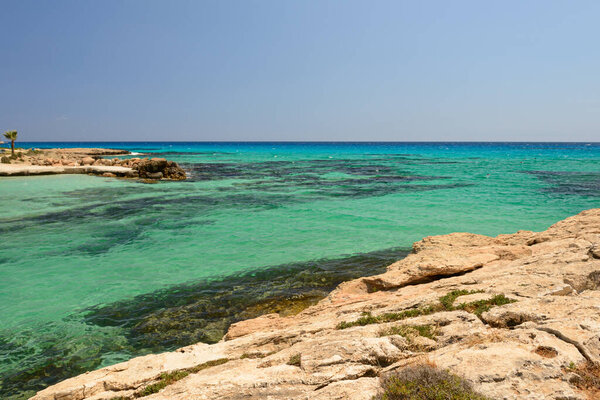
[32,209,600,400]
[0,148,186,180]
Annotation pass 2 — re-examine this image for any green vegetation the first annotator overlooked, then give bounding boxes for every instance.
[379,324,438,352]
[186,358,229,373]
[566,361,600,398]
[240,351,274,359]
[379,324,437,340]
[287,353,301,367]
[3,130,17,156]
[454,294,516,316]
[136,358,228,398]
[138,370,190,397]
[439,290,483,310]
[337,306,438,330]
[337,290,516,329]
[374,364,492,400]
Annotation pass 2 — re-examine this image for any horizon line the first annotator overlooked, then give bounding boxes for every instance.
[15,140,600,144]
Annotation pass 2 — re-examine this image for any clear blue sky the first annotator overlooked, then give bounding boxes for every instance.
[1,0,599,142]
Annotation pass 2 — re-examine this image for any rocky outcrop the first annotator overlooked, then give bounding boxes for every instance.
[133,158,187,180]
[0,148,186,180]
[31,210,600,400]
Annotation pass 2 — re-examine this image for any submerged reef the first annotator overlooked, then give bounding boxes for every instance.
[0,247,408,400]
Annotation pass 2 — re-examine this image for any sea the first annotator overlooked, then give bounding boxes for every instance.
[1,142,599,398]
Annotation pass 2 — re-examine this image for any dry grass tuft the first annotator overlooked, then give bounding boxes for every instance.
[567,361,600,399]
[287,353,301,367]
[374,363,492,400]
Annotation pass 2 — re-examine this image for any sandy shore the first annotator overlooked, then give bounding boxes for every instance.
[0,163,133,177]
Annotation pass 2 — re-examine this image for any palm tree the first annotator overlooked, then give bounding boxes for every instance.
[3,130,17,156]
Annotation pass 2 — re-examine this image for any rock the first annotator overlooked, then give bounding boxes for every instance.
[145,171,163,179]
[543,284,575,296]
[102,172,116,178]
[32,210,600,400]
[454,292,494,304]
[134,158,186,180]
[226,314,284,340]
[81,157,94,166]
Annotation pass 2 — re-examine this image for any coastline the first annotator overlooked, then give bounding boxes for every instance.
[0,147,186,180]
[31,209,600,400]
[0,164,134,177]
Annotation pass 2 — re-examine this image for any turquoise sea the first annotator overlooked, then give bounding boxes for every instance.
[1,142,599,398]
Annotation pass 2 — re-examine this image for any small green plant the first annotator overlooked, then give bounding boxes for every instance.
[337,306,439,330]
[136,358,228,397]
[439,290,483,310]
[187,358,229,373]
[138,370,189,396]
[380,324,438,340]
[454,294,516,316]
[240,351,274,359]
[287,353,301,367]
[374,363,492,400]
[379,324,438,352]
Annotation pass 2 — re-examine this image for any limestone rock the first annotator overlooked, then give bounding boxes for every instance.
[81,157,94,166]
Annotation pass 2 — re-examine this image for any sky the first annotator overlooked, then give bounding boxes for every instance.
[1,0,599,142]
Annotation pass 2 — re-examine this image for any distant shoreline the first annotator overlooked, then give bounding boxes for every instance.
[0,147,186,180]
[10,140,600,144]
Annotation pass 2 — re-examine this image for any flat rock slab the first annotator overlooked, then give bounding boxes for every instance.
[0,164,133,176]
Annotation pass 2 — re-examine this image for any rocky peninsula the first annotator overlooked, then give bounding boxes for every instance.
[0,148,186,180]
[32,210,600,400]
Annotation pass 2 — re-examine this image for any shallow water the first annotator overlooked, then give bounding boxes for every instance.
[1,142,599,398]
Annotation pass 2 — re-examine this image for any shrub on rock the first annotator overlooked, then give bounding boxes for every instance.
[375,364,491,400]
